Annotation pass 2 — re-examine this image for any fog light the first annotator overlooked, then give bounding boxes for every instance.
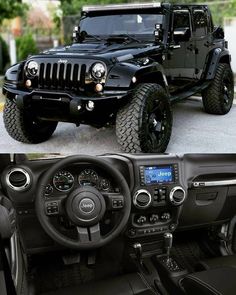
[25,79,32,87]
[95,83,103,92]
[86,101,94,111]
[132,76,137,83]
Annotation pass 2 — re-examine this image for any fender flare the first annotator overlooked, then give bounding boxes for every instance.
[4,62,23,82]
[205,48,231,80]
[105,61,169,94]
[135,62,169,94]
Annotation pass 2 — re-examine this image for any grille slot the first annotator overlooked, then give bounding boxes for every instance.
[38,62,86,91]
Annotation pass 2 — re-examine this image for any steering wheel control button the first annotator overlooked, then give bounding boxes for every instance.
[169,186,186,206]
[133,189,152,209]
[79,198,95,214]
[45,201,59,215]
[112,199,124,209]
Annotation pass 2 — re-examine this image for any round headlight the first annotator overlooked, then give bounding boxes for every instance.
[26,61,39,77]
[91,63,106,79]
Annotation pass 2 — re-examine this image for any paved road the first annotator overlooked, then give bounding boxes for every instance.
[0,97,236,154]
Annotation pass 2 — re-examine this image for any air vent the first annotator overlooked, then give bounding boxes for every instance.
[169,186,186,206]
[6,168,31,191]
[133,189,152,209]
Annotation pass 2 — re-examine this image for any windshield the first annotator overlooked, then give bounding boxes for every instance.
[80,13,164,39]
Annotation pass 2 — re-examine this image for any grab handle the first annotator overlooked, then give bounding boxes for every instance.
[192,179,236,188]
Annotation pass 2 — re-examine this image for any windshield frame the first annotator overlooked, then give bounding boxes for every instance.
[79,9,167,42]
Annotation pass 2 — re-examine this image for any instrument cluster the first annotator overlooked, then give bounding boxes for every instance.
[45,167,112,196]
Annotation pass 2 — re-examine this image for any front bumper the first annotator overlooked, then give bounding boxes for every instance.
[3,84,130,124]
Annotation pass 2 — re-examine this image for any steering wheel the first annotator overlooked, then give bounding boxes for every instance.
[35,155,131,250]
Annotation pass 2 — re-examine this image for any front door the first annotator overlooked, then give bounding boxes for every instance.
[166,9,195,83]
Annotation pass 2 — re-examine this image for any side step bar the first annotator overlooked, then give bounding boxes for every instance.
[170,81,210,104]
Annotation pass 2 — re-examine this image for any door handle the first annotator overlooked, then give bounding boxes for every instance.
[187,44,194,51]
[204,41,211,47]
[169,44,181,50]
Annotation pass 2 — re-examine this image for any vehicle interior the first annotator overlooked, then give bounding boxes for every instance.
[1,153,236,295]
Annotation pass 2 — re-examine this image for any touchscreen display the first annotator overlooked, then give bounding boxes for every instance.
[144,166,173,184]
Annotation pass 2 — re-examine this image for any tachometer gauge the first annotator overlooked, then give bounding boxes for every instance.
[53,171,74,192]
[78,169,98,187]
[99,178,110,191]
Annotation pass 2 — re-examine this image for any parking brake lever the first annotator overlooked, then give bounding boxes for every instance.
[133,242,150,275]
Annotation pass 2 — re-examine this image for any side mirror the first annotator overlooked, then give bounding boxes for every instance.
[213,26,224,39]
[173,27,191,42]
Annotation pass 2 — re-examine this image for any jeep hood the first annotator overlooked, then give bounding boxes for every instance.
[38,42,162,63]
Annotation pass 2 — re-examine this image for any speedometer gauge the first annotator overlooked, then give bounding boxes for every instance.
[53,171,74,192]
[78,169,98,187]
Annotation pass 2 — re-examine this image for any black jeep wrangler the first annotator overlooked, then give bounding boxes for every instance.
[3,2,234,153]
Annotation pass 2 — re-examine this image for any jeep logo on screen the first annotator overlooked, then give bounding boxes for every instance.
[79,198,95,214]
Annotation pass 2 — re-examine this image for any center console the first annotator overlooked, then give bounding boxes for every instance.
[127,161,186,239]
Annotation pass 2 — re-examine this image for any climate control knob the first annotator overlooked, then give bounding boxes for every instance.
[136,216,147,225]
[161,212,171,221]
[150,214,159,224]
[169,186,186,206]
[133,190,152,209]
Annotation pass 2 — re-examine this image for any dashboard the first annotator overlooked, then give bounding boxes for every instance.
[1,153,236,253]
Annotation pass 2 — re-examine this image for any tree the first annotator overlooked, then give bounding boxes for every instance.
[0,0,28,25]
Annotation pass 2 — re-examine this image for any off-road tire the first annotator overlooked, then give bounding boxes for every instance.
[116,83,172,153]
[202,63,234,115]
[3,98,58,143]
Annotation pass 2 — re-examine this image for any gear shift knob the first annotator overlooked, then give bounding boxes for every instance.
[164,233,173,260]
[164,232,173,249]
[133,243,143,265]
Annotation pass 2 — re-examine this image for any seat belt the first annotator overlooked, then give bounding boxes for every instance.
[0,235,17,295]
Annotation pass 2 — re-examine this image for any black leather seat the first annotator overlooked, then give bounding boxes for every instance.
[195,255,236,271]
[42,272,155,295]
[181,267,236,295]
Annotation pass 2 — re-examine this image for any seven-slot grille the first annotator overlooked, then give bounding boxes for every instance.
[37,62,87,90]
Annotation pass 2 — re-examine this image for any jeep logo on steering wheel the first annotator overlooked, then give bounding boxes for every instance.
[79,198,95,214]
